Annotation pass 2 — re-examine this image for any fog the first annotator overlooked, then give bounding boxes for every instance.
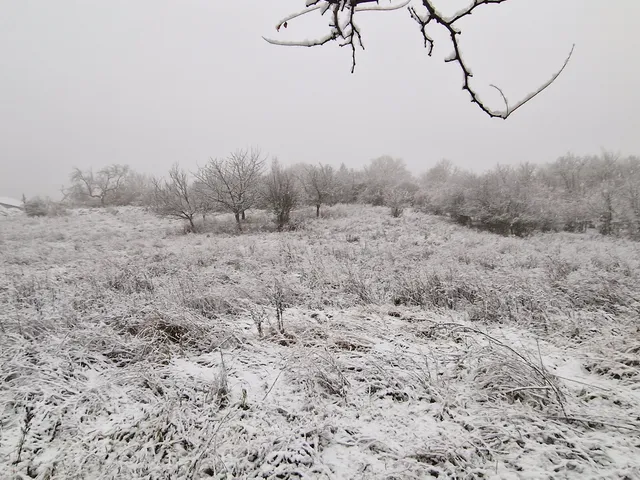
[1,0,639,198]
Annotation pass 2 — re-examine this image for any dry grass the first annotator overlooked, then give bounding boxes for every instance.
[1,205,639,479]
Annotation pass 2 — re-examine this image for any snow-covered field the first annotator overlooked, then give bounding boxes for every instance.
[1,205,639,479]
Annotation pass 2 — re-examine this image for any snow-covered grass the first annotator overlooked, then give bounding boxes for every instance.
[1,205,639,479]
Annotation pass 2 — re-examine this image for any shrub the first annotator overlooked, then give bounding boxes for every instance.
[23,197,67,217]
[23,197,48,217]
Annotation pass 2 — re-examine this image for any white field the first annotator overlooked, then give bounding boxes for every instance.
[1,205,639,479]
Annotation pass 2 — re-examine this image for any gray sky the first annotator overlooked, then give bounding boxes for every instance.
[1,0,639,199]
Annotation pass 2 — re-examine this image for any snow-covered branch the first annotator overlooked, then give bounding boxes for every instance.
[265,0,411,73]
[265,0,575,119]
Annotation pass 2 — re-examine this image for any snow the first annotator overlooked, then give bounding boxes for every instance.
[0,205,639,478]
[0,196,23,208]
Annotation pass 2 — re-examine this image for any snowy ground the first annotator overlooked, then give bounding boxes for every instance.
[1,205,639,479]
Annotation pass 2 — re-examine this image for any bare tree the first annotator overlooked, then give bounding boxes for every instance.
[264,1,574,119]
[301,163,336,217]
[70,164,130,207]
[196,148,267,229]
[151,164,199,231]
[192,179,218,223]
[264,159,299,231]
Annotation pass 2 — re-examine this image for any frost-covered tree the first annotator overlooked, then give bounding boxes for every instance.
[264,159,299,231]
[619,156,640,237]
[69,164,131,207]
[301,163,336,217]
[360,156,412,206]
[334,163,365,204]
[151,164,199,231]
[196,148,267,229]
[117,171,154,206]
[265,1,574,119]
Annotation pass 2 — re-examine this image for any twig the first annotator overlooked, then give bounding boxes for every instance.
[262,360,290,402]
[552,374,611,392]
[547,415,640,432]
[502,386,552,395]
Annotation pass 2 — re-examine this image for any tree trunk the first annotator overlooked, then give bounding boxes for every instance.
[234,212,242,232]
[600,194,614,236]
[241,210,246,220]
[316,204,321,217]
[188,216,196,232]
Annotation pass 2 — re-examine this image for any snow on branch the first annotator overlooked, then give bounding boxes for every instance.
[264,0,575,119]
[263,0,411,73]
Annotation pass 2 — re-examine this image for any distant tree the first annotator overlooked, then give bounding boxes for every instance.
[413,152,639,238]
[575,152,622,235]
[361,156,412,206]
[420,159,455,186]
[418,163,475,221]
[550,154,587,195]
[151,164,199,232]
[264,159,299,231]
[540,154,591,232]
[301,163,336,217]
[417,159,458,215]
[117,171,154,206]
[265,1,574,119]
[196,148,267,229]
[192,179,218,223]
[334,163,365,204]
[69,164,130,207]
[619,156,640,237]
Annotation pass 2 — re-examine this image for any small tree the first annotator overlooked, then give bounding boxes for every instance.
[385,183,416,218]
[196,148,267,230]
[301,163,335,217]
[151,164,199,231]
[264,160,299,231]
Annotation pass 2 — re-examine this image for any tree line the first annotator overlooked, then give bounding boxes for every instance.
[27,149,639,239]
[418,153,640,238]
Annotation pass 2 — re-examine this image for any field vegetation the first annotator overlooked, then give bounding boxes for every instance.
[1,203,639,479]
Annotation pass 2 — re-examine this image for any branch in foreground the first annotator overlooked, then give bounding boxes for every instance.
[265,0,575,119]
[263,0,411,73]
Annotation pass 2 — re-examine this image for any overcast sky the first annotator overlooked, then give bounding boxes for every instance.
[1,0,639,199]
